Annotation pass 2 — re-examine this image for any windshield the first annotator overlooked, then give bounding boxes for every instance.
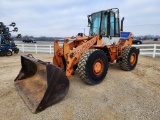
[89,12,101,36]
[89,9,120,37]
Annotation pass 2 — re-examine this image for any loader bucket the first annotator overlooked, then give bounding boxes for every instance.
[14,55,69,113]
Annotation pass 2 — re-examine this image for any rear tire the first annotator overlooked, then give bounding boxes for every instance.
[6,50,12,56]
[119,46,138,71]
[77,49,108,85]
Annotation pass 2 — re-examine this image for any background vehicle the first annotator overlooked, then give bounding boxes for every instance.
[154,38,158,41]
[132,37,143,45]
[0,42,19,56]
[23,38,36,43]
[77,33,85,37]
[0,46,12,56]
[14,8,139,113]
[0,22,21,56]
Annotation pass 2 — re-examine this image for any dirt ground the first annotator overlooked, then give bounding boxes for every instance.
[0,53,160,120]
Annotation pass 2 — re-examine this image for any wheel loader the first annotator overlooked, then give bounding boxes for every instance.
[14,8,139,113]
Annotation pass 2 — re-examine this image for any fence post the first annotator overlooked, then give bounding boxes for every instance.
[22,44,24,53]
[35,44,37,53]
[153,44,156,58]
[50,44,51,54]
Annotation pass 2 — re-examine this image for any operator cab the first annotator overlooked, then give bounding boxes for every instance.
[88,8,123,45]
[88,8,121,37]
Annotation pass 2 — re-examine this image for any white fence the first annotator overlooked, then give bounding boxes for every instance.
[132,44,160,58]
[17,44,54,54]
[16,44,160,58]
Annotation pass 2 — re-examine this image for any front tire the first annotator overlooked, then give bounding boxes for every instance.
[77,49,108,85]
[119,46,138,71]
[0,51,5,56]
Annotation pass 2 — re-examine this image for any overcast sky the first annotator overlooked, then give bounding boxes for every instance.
[1,0,160,37]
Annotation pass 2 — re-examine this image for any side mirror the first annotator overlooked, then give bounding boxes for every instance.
[13,27,18,32]
[87,15,91,27]
[10,22,16,27]
[16,34,21,38]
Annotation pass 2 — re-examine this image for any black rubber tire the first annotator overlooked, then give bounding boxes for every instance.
[77,49,108,85]
[14,48,19,54]
[6,50,12,56]
[0,51,5,56]
[119,46,138,71]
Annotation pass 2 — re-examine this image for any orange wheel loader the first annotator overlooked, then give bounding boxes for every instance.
[14,8,139,113]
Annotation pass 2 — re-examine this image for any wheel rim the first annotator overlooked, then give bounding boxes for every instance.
[7,51,12,56]
[93,59,104,76]
[130,53,136,65]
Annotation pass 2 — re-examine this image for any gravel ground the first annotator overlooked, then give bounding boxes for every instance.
[0,53,160,120]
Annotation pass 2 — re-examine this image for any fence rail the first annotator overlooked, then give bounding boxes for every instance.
[132,44,160,57]
[16,44,160,58]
